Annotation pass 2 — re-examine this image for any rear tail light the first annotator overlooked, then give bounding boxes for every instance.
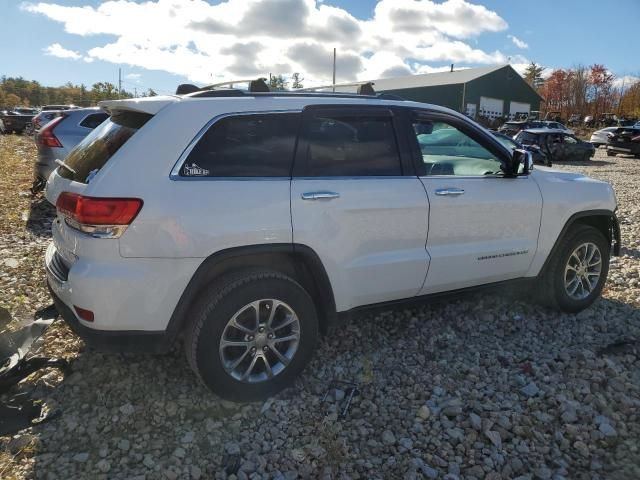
[56,192,143,238]
[39,116,65,147]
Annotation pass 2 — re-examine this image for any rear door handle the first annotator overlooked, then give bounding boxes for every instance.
[435,188,465,196]
[301,191,340,201]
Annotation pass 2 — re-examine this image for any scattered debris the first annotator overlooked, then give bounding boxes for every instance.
[322,379,359,418]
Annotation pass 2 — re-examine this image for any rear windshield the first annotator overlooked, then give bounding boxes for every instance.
[58,110,152,183]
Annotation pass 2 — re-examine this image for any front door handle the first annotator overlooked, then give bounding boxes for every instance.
[435,188,465,196]
[301,191,340,201]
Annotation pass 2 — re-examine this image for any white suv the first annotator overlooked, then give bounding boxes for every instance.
[44,82,620,401]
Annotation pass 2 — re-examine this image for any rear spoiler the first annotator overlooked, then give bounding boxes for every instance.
[98,96,178,116]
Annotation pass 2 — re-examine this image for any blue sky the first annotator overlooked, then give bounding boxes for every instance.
[1,0,638,95]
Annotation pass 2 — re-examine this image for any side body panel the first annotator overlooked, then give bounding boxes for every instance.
[527,168,617,276]
[291,178,430,310]
[419,176,542,294]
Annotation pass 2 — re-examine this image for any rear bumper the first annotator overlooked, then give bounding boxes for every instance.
[44,236,201,352]
[607,144,640,155]
[49,284,171,353]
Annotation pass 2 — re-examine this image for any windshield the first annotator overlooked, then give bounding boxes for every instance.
[58,110,151,184]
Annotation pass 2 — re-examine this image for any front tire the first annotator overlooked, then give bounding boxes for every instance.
[539,225,610,313]
[185,270,319,402]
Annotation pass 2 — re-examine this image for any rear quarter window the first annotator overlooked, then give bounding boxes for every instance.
[180,113,300,177]
[58,110,152,184]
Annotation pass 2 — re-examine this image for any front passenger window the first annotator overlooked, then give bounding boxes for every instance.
[413,120,504,176]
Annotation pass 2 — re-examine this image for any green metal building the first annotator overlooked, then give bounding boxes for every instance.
[373,64,543,121]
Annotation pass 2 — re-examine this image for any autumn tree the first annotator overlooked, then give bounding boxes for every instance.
[619,80,640,117]
[588,64,615,118]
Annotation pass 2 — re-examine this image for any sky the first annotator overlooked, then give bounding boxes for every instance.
[1,0,638,96]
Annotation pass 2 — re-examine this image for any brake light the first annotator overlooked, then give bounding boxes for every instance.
[74,305,94,322]
[39,116,65,147]
[56,192,143,238]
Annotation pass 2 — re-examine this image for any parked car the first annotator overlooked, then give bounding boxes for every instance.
[605,127,640,158]
[44,84,620,401]
[492,132,551,166]
[515,129,595,162]
[590,127,619,147]
[568,113,581,127]
[33,108,109,191]
[0,108,37,134]
[497,120,543,137]
[32,110,66,132]
[540,121,574,134]
[42,104,78,112]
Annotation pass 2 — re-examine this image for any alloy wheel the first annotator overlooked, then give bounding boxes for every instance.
[564,242,602,300]
[219,299,300,383]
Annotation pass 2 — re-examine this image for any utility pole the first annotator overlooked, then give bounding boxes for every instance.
[134,87,137,98]
[118,68,122,98]
[332,48,336,92]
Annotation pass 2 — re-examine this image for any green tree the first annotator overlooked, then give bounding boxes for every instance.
[291,72,304,89]
[146,88,158,97]
[269,74,288,91]
[524,62,544,88]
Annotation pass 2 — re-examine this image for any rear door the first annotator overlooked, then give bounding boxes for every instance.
[561,134,584,160]
[406,109,542,294]
[290,105,430,311]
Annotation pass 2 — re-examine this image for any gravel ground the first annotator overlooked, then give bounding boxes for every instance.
[1,135,639,480]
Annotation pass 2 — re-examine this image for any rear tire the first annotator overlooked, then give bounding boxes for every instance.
[538,225,610,313]
[184,270,319,402]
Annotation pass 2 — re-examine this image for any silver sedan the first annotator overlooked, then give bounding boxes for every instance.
[590,127,618,147]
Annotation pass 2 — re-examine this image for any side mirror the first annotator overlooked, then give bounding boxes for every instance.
[513,148,534,175]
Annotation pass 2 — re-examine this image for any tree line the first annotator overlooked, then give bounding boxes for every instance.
[0,76,159,109]
[523,63,639,120]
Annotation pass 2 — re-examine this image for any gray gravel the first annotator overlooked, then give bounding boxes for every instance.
[2,147,639,479]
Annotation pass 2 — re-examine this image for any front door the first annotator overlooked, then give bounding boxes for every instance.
[290,106,430,311]
[407,111,543,295]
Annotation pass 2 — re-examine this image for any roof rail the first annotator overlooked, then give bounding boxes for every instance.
[296,81,376,95]
[177,78,271,95]
[178,77,381,97]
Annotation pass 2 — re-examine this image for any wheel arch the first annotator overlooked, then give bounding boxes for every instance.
[165,243,337,343]
[540,209,620,276]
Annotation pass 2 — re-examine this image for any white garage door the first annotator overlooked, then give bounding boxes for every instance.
[510,101,531,119]
[479,97,504,120]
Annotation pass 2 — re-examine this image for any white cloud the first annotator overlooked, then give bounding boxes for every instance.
[507,34,528,49]
[613,75,640,89]
[24,0,522,85]
[42,42,81,59]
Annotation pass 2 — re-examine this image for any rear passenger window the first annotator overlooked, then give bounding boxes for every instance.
[181,113,299,177]
[302,113,401,176]
[80,113,109,129]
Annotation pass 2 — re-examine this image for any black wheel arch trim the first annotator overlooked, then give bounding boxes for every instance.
[165,243,337,344]
[540,209,621,275]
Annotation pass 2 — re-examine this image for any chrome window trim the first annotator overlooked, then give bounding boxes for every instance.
[170,109,302,180]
